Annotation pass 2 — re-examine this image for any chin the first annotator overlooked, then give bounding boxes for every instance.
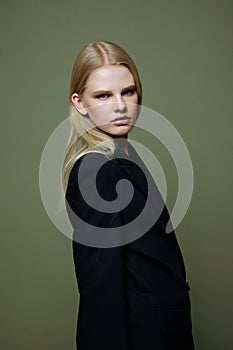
[98,125,133,137]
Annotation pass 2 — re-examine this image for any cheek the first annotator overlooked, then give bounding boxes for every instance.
[88,104,111,123]
[130,93,139,103]
[128,94,139,111]
[129,103,139,118]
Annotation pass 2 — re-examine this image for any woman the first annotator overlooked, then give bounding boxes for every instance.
[63,41,195,350]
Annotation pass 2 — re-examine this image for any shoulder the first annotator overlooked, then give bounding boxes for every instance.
[70,151,119,178]
[66,151,120,197]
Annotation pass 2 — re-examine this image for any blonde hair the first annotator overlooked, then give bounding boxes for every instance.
[62,41,142,192]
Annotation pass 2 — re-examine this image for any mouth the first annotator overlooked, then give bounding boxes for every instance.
[111,116,131,125]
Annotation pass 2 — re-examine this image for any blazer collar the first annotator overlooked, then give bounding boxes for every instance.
[111,141,169,227]
[112,141,148,199]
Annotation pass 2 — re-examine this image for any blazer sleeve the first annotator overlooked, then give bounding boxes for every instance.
[65,153,130,350]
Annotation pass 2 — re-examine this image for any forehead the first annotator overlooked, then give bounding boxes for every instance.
[85,65,135,91]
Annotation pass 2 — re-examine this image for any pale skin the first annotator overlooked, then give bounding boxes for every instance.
[71,65,139,155]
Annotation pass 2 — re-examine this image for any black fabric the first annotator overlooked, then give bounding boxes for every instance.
[65,141,195,350]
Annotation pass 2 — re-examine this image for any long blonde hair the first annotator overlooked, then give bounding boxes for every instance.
[62,41,142,192]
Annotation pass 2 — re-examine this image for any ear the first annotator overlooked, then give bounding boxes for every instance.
[71,93,88,115]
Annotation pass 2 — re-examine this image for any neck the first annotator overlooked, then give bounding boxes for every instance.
[113,136,129,156]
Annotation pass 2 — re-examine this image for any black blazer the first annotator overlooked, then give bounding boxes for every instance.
[65,141,195,350]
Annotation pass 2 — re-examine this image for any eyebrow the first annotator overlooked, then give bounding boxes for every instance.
[92,84,136,95]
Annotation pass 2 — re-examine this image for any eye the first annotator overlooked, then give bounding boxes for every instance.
[96,93,109,100]
[122,88,136,96]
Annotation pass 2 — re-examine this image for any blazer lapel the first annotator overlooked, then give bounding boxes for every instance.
[111,141,172,231]
[113,143,148,199]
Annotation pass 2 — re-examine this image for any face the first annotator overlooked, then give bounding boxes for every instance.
[71,65,139,137]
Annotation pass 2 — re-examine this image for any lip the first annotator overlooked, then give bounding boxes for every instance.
[111,116,131,124]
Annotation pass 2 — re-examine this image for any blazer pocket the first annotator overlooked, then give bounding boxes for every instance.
[157,305,192,333]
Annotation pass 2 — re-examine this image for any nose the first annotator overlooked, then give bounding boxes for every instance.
[112,95,127,113]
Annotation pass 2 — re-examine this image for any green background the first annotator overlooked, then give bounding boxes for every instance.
[1,0,232,349]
